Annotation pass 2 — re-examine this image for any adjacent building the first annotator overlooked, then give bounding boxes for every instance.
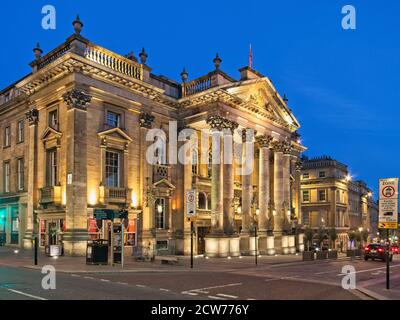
[299,156,378,249]
[0,16,306,257]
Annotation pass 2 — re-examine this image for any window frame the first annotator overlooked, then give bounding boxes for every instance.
[17,120,24,144]
[155,198,166,229]
[46,148,59,187]
[302,172,309,179]
[318,171,326,178]
[4,126,11,147]
[48,107,59,130]
[105,150,121,188]
[4,161,10,193]
[318,189,327,202]
[106,111,121,128]
[17,158,24,191]
[302,190,310,203]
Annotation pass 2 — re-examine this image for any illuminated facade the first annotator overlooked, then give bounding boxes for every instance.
[0,17,306,256]
[299,156,377,249]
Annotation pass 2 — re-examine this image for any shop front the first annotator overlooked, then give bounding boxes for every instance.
[0,198,24,247]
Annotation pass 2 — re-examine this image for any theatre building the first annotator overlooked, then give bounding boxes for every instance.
[0,17,306,257]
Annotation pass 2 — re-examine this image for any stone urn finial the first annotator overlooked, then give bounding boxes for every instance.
[213,53,222,70]
[72,14,84,34]
[139,47,148,64]
[180,68,188,82]
[33,42,43,60]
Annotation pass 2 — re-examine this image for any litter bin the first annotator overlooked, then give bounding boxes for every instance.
[86,239,109,265]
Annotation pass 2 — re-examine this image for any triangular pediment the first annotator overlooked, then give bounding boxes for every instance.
[41,127,62,141]
[98,127,133,142]
[153,178,176,190]
[226,80,300,130]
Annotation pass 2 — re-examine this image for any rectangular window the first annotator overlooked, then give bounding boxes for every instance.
[17,120,24,143]
[319,171,326,178]
[155,198,165,229]
[105,151,121,187]
[318,189,326,202]
[4,161,10,193]
[17,158,24,191]
[46,149,58,186]
[4,126,11,147]
[106,111,120,128]
[302,190,310,202]
[302,173,309,179]
[48,110,58,129]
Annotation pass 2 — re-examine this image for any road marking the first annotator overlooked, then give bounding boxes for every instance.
[208,295,226,300]
[190,282,242,293]
[159,288,170,292]
[265,278,281,282]
[337,264,400,276]
[118,282,128,285]
[315,271,337,275]
[100,279,110,282]
[70,274,80,277]
[216,293,238,299]
[136,284,146,288]
[7,289,47,300]
[181,291,198,296]
[247,298,256,300]
[84,276,94,280]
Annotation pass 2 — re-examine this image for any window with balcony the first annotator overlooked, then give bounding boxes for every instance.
[105,151,121,187]
[4,126,10,147]
[46,149,58,186]
[318,189,327,202]
[17,158,24,191]
[3,161,10,193]
[155,198,166,229]
[302,190,310,202]
[17,120,24,143]
[106,111,121,128]
[48,109,58,130]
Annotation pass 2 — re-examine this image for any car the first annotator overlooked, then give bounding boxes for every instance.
[364,244,393,262]
[390,245,399,254]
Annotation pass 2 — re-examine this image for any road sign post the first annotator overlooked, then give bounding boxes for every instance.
[186,190,197,269]
[379,178,399,290]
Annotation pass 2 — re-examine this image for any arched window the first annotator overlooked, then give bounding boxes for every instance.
[192,150,198,175]
[198,192,207,209]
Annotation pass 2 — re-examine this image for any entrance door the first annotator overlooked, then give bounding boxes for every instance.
[197,227,210,254]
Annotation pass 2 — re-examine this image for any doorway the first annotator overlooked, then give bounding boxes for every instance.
[197,227,210,254]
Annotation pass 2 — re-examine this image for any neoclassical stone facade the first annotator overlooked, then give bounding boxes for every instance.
[0,17,306,256]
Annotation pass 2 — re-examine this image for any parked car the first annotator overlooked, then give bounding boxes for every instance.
[363,244,393,262]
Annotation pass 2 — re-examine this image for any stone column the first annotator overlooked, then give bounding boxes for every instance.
[256,135,273,233]
[256,134,273,254]
[139,112,155,251]
[282,142,292,231]
[62,89,91,256]
[222,121,238,235]
[204,115,226,257]
[23,108,39,249]
[239,128,255,254]
[272,141,285,253]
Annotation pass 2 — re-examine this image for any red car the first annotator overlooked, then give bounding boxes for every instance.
[364,244,393,262]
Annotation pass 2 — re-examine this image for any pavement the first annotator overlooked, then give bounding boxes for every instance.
[0,247,399,300]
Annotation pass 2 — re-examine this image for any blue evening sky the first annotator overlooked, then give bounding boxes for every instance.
[0,0,399,195]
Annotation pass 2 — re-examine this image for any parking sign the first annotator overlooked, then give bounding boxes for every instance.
[379,178,399,229]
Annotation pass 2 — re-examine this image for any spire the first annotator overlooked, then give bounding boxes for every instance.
[33,42,43,60]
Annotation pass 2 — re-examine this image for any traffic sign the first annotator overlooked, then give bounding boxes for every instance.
[379,178,398,199]
[379,178,399,229]
[186,189,197,218]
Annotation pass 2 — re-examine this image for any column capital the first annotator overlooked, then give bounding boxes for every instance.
[255,134,273,148]
[25,108,39,125]
[272,140,292,154]
[295,160,303,172]
[63,89,92,111]
[241,128,257,142]
[139,112,155,128]
[206,114,238,133]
